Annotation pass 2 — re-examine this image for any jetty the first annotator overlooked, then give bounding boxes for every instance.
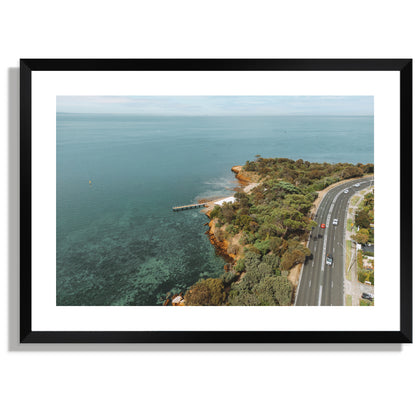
[172,203,207,212]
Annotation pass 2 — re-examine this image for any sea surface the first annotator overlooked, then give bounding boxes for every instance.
[56,114,374,305]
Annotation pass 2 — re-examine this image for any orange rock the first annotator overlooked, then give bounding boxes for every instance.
[205,219,236,264]
[231,165,258,186]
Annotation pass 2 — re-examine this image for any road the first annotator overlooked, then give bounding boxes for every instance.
[295,176,374,306]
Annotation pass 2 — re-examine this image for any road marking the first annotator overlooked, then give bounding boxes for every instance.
[318,285,323,306]
[331,281,334,289]
[309,280,311,288]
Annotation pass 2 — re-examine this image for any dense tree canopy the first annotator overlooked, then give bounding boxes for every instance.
[184,157,370,306]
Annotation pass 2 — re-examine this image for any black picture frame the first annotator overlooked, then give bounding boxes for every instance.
[20,59,412,343]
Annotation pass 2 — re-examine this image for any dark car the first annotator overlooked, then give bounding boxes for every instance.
[362,293,373,300]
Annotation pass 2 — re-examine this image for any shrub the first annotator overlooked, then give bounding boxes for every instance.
[234,259,246,273]
[358,271,367,283]
[220,272,238,285]
[255,275,292,306]
[280,248,308,270]
[184,278,226,306]
[210,205,221,219]
[261,253,280,272]
[253,239,271,256]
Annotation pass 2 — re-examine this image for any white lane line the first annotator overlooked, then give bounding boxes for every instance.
[318,285,323,306]
[331,281,334,289]
[309,280,311,288]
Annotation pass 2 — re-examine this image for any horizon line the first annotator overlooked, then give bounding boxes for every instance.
[56,112,374,117]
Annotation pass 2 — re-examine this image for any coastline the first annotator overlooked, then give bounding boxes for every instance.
[201,166,260,267]
[201,167,373,305]
[172,160,372,306]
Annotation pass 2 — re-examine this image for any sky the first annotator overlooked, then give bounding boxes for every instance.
[56,96,374,116]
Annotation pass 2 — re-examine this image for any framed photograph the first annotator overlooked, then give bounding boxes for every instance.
[20,59,412,343]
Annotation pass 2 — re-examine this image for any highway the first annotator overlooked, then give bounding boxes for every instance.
[295,176,374,306]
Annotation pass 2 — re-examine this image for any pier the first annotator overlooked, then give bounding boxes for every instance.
[172,203,207,212]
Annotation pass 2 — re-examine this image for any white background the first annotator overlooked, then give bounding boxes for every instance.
[1,1,414,416]
[32,70,400,332]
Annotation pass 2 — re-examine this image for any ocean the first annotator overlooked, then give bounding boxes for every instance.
[56,114,373,305]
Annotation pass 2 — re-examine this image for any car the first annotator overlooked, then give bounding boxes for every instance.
[354,183,361,187]
[326,254,333,266]
[332,218,338,226]
[343,189,349,194]
[362,292,373,300]
[320,223,326,229]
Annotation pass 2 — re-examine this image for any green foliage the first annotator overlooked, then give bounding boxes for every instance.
[358,271,367,283]
[244,250,262,270]
[253,239,271,256]
[273,181,301,194]
[352,228,370,244]
[269,237,283,254]
[226,224,239,236]
[220,272,238,285]
[262,253,280,272]
[341,166,364,179]
[229,275,292,306]
[221,202,235,223]
[355,209,371,228]
[234,258,246,273]
[184,278,226,306]
[210,205,221,219]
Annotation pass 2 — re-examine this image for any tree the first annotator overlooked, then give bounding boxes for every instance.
[352,229,369,244]
[221,203,235,223]
[355,209,370,228]
[253,239,271,256]
[184,278,226,306]
[255,275,292,306]
[262,253,280,272]
[281,248,308,270]
[343,166,364,179]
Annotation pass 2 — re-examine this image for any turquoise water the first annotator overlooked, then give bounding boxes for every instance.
[56,114,373,305]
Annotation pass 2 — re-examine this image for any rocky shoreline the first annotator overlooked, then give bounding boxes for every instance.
[203,165,259,266]
[164,165,259,306]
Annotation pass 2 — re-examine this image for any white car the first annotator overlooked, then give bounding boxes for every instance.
[354,183,361,187]
[326,254,333,266]
[343,189,349,194]
[332,218,338,226]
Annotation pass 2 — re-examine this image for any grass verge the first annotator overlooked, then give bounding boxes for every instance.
[360,298,374,306]
[346,295,352,306]
[345,240,352,281]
